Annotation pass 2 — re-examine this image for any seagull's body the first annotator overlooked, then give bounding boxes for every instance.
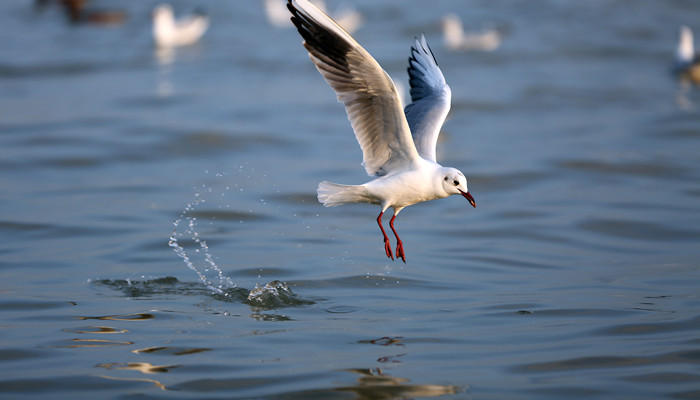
[442,13,501,52]
[674,25,700,85]
[153,4,209,48]
[288,0,475,262]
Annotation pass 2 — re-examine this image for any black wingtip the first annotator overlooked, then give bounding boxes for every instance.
[286,0,295,21]
[286,0,353,72]
[287,0,301,32]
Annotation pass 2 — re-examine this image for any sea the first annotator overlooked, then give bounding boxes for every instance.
[1,1,700,399]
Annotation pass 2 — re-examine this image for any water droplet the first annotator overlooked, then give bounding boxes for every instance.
[170,186,236,295]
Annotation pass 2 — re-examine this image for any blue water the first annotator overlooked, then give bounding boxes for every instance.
[2,0,700,399]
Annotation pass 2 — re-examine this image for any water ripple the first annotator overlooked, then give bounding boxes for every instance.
[556,159,689,178]
[93,277,316,310]
[579,218,700,241]
[514,349,700,373]
[0,62,102,78]
[597,315,700,336]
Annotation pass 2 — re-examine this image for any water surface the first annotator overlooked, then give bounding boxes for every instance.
[2,1,700,399]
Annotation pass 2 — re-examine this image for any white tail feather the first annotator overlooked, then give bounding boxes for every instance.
[317,181,372,207]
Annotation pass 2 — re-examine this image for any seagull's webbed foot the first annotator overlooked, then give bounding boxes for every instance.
[389,214,405,263]
[383,237,394,260]
[377,211,394,260]
[395,240,405,263]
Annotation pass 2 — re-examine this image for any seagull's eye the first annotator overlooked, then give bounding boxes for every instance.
[453,180,459,186]
[444,177,448,181]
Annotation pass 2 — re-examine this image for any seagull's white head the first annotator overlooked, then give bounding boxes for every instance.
[153,4,174,24]
[441,168,476,208]
[677,25,695,63]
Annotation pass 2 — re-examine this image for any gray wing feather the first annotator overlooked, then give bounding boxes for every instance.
[404,35,451,163]
[288,0,421,177]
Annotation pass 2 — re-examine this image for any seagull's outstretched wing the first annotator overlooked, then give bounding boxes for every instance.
[288,0,421,177]
[404,35,451,163]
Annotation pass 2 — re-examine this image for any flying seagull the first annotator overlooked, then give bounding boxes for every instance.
[287,0,476,262]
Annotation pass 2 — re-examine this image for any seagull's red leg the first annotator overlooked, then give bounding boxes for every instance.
[389,214,405,263]
[377,211,393,260]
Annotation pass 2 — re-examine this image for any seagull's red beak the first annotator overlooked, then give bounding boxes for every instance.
[459,189,476,208]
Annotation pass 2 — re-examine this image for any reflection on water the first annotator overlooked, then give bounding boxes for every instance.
[155,46,175,98]
[82,279,463,398]
[132,346,211,356]
[63,326,129,334]
[361,337,406,347]
[322,368,462,399]
[96,374,168,391]
[76,313,155,322]
[49,338,134,348]
[169,367,462,398]
[96,362,181,374]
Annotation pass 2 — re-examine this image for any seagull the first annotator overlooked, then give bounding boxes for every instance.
[674,25,700,85]
[287,0,476,262]
[152,4,209,48]
[442,13,501,52]
[59,0,127,25]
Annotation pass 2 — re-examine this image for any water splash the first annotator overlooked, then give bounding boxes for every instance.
[246,280,314,308]
[169,190,236,297]
[167,169,317,308]
[247,280,292,302]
